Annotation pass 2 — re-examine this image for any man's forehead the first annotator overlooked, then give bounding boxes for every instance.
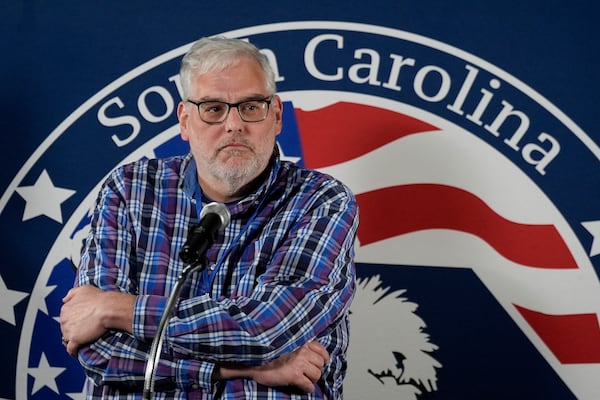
[190,61,271,100]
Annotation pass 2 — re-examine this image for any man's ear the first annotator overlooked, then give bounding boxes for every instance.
[272,95,283,135]
[178,101,191,141]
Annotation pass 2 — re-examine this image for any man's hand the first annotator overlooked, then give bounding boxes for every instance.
[217,341,330,393]
[59,285,135,357]
[252,341,330,392]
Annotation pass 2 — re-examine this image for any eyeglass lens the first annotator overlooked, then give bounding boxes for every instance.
[199,100,269,123]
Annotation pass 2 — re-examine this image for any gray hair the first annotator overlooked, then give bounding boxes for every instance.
[179,36,277,100]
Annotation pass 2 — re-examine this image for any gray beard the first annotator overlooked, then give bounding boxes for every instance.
[208,156,263,197]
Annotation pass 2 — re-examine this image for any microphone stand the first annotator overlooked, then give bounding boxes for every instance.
[142,259,206,399]
[142,202,229,398]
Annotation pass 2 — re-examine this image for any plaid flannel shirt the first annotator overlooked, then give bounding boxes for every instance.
[76,150,358,399]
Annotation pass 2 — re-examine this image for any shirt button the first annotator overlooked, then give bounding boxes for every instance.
[209,263,216,270]
[191,383,199,390]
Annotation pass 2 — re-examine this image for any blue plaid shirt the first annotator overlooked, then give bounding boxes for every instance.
[76,149,358,399]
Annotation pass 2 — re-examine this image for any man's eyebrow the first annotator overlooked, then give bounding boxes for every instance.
[197,94,271,102]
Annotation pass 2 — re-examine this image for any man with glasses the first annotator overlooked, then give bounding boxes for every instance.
[60,36,358,399]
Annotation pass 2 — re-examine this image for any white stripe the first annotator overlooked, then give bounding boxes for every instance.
[318,124,556,224]
[356,230,600,315]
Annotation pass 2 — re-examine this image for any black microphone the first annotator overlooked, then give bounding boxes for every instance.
[179,202,231,264]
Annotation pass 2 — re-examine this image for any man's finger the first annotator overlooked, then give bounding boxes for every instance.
[66,339,78,357]
[62,288,75,303]
[302,363,323,383]
[307,341,330,364]
[296,375,316,393]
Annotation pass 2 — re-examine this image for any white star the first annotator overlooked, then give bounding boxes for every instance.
[0,275,29,325]
[38,284,57,315]
[28,353,66,395]
[15,169,76,223]
[582,220,600,257]
[278,143,302,164]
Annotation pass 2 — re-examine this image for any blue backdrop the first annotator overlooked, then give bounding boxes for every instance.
[1,1,599,399]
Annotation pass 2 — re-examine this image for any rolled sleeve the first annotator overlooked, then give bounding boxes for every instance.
[132,294,167,342]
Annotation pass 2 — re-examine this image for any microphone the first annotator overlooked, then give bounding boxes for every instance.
[143,202,230,399]
[179,202,231,264]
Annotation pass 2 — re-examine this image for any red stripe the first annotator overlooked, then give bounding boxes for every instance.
[356,184,577,269]
[294,102,439,168]
[515,305,600,363]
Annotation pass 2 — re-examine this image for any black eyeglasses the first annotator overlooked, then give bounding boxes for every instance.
[187,97,273,124]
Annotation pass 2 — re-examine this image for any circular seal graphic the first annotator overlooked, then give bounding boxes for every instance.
[3,21,599,399]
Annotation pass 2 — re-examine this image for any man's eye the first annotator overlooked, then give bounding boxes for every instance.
[242,102,261,112]
[203,103,226,113]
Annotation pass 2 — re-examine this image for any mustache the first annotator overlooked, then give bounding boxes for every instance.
[217,137,254,152]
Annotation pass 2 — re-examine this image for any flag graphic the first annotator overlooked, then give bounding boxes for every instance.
[290,100,600,396]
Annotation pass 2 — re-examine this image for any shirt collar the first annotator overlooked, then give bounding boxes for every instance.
[180,153,198,200]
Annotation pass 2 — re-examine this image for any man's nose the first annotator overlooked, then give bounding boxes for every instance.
[224,106,244,131]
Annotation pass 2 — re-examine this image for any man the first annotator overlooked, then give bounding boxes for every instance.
[60,36,358,399]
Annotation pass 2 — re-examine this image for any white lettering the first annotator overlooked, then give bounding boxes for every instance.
[348,48,382,86]
[486,100,530,148]
[97,97,141,147]
[301,33,563,175]
[382,54,416,91]
[413,65,451,102]
[466,78,501,126]
[137,86,175,123]
[305,34,344,81]
[447,64,479,116]
[522,133,560,175]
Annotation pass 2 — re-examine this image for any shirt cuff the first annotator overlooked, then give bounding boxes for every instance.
[176,359,215,391]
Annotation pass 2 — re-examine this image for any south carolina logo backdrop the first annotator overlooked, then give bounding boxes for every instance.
[1,21,599,399]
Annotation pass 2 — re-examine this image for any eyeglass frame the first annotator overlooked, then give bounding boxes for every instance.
[186,96,274,124]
